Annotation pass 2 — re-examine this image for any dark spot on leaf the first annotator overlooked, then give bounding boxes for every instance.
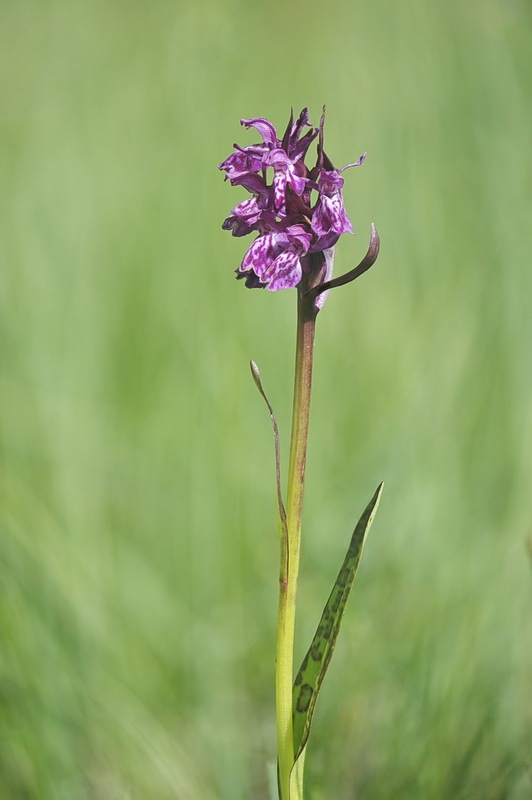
[296,684,313,712]
[310,640,325,660]
[298,653,309,675]
[337,567,349,588]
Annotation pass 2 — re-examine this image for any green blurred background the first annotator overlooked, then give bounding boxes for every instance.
[1,0,531,797]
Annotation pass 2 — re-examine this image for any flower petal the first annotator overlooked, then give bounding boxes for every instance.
[241,117,279,147]
[264,251,303,291]
[273,170,287,210]
[240,232,286,278]
[340,153,367,170]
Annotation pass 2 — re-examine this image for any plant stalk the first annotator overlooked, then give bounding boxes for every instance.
[276,287,317,800]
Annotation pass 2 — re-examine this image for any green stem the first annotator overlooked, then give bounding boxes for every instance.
[276,287,317,800]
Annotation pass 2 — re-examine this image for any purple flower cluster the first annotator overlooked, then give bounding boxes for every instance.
[219,109,365,292]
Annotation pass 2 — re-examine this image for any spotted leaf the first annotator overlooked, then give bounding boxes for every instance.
[292,483,383,762]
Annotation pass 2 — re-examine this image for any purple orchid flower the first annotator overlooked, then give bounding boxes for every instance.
[219,108,371,295]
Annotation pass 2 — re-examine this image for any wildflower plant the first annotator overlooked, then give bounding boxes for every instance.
[219,107,382,800]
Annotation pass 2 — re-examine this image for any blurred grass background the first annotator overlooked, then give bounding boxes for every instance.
[1,0,532,797]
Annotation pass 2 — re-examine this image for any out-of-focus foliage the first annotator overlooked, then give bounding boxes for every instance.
[1,0,531,797]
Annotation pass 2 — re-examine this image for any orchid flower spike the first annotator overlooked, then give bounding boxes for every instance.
[219,107,378,304]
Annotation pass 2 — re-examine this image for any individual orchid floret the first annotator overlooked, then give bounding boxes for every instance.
[309,164,361,253]
[222,197,264,237]
[218,144,268,183]
[313,170,352,235]
[238,224,312,291]
[222,175,274,237]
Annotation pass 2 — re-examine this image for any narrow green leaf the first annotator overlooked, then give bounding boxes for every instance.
[289,744,306,800]
[292,482,383,761]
